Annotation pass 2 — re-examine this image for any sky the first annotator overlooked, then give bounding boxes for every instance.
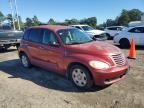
[0,0,144,24]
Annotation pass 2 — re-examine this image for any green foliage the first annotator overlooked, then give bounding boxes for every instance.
[106,19,117,27]
[32,15,40,26]
[1,8,144,30]
[0,11,5,23]
[25,17,33,27]
[80,17,97,28]
[117,10,130,26]
[6,14,13,26]
[64,19,80,25]
[98,9,144,27]
[24,15,40,28]
[48,18,56,25]
[128,9,143,21]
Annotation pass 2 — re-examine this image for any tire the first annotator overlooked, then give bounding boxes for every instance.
[4,45,10,50]
[119,38,130,48]
[69,65,93,89]
[16,44,20,49]
[20,53,32,68]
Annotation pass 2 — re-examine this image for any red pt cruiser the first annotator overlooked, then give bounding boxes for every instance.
[18,25,129,89]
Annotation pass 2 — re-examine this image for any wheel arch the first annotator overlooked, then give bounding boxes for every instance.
[19,51,26,58]
[119,38,130,45]
[67,62,93,80]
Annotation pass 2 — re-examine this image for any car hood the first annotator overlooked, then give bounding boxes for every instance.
[66,41,121,56]
[85,30,106,35]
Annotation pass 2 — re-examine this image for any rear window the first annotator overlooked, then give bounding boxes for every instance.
[107,27,117,30]
[23,29,30,40]
[128,27,144,33]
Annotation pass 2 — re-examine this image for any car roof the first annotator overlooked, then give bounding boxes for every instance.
[106,26,125,28]
[71,25,89,27]
[30,25,73,32]
[131,25,144,28]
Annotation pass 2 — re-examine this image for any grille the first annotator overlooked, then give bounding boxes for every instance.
[111,54,126,66]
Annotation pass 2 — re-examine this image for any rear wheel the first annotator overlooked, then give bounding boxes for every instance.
[69,65,93,89]
[20,53,32,68]
[119,38,130,48]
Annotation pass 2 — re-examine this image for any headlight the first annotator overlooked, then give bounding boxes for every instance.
[89,61,110,69]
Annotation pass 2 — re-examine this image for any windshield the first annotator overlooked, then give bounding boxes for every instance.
[58,28,94,45]
[82,26,94,31]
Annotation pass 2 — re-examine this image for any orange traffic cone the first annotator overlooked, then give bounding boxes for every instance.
[128,37,136,59]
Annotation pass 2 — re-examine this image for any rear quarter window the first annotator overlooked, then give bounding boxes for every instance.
[23,29,30,40]
[107,27,117,30]
[128,27,144,33]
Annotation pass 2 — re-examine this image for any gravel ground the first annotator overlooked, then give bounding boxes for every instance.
[0,41,144,108]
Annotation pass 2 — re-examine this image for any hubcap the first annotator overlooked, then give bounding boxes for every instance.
[72,68,87,87]
[21,55,28,67]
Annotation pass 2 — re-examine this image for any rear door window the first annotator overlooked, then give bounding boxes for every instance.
[23,29,30,40]
[108,27,117,30]
[129,27,144,33]
[29,29,43,43]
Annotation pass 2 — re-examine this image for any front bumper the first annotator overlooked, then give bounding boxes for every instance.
[90,61,129,85]
[0,39,21,45]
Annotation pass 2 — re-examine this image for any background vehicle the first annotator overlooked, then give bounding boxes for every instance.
[128,21,144,27]
[104,26,126,39]
[71,25,108,40]
[0,24,23,50]
[19,25,129,89]
[114,26,144,48]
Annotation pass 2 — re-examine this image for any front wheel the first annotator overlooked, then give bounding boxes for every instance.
[119,38,130,48]
[69,65,93,89]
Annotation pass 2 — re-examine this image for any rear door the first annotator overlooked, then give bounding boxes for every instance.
[139,27,144,45]
[26,28,43,64]
[128,27,144,45]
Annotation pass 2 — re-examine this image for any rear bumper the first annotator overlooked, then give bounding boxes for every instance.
[90,61,129,85]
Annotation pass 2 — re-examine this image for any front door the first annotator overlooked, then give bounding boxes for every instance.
[128,27,143,45]
[38,29,65,73]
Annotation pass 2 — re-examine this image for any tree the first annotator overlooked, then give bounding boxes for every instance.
[128,9,143,21]
[98,9,144,28]
[106,19,116,27]
[32,15,40,26]
[64,18,79,25]
[6,14,13,26]
[0,11,5,23]
[80,17,97,28]
[25,17,33,27]
[48,18,56,25]
[118,10,130,26]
